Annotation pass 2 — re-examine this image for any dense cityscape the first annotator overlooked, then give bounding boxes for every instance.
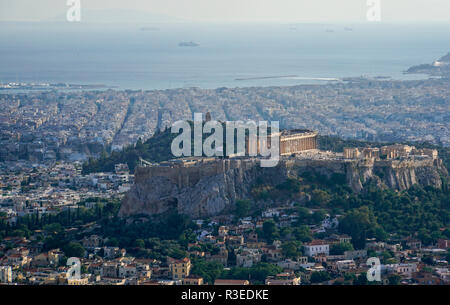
[0,94,449,285]
[0,78,449,165]
[0,0,449,296]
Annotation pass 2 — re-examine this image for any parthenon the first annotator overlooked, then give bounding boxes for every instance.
[278,130,319,155]
[245,129,319,156]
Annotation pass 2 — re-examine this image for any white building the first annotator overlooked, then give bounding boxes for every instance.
[304,240,329,257]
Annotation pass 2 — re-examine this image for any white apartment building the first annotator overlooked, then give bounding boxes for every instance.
[304,240,330,257]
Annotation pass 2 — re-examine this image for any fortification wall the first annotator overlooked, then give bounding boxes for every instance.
[134,158,259,188]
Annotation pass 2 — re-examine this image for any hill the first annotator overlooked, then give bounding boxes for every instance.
[82,128,177,174]
[82,128,450,175]
[406,51,450,77]
[438,52,450,63]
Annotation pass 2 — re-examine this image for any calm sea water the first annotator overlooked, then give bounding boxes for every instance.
[1,22,450,90]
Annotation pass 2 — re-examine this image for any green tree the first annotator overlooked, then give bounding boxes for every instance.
[312,209,327,224]
[105,237,119,247]
[281,241,301,259]
[330,242,354,255]
[296,207,311,225]
[354,273,368,285]
[191,260,224,284]
[292,225,312,243]
[221,263,282,284]
[134,239,145,248]
[63,242,85,258]
[43,223,63,234]
[388,274,401,285]
[311,190,331,206]
[310,271,331,283]
[338,207,378,249]
[235,200,252,218]
[262,220,278,241]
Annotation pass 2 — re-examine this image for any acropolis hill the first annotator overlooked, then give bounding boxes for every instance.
[119,138,447,218]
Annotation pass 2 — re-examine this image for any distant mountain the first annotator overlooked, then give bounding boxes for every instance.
[438,52,450,63]
[178,41,200,47]
[406,52,450,77]
[47,9,184,23]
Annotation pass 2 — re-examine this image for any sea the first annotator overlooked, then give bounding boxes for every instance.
[1,22,450,90]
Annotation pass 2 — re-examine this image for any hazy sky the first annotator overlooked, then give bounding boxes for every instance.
[1,0,449,23]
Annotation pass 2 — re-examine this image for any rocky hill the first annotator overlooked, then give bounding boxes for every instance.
[119,156,447,218]
[406,52,450,77]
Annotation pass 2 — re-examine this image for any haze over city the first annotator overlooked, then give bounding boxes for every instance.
[1,0,450,23]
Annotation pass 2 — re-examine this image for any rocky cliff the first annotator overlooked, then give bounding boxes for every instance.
[119,157,446,218]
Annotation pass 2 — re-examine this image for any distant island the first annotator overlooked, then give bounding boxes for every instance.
[178,41,200,47]
[140,26,159,31]
[406,52,450,77]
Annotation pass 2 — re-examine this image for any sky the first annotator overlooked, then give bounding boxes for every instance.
[1,0,449,23]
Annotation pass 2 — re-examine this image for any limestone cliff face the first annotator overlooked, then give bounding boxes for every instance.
[374,159,444,191]
[119,159,261,218]
[119,157,446,218]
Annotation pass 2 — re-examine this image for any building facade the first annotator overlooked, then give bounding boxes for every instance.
[168,257,191,280]
[245,129,318,156]
[279,130,318,155]
[304,240,330,257]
